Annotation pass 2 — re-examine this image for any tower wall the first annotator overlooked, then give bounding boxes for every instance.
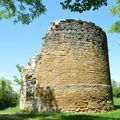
[34,19,113,112]
[21,19,114,112]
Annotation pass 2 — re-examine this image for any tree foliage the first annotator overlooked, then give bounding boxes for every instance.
[16,64,23,72]
[0,0,46,24]
[15,64,23,90]
[109,0,120,33]
[13,76,22,86]
[13,76,23,92]
[112,80,120,98]
[60,0,107,13]
[0,0,108,25]
[0,77,18,110]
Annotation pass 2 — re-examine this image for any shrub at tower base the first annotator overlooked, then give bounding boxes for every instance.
[20,19,114,112]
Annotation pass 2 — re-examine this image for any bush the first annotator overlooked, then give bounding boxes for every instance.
[112,87,120,98]
[0,78,18,110]
[112,80,120,98]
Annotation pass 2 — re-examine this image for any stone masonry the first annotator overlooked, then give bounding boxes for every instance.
[20,19,114,112]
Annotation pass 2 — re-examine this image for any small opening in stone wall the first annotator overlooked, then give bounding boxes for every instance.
[55,25,59,29]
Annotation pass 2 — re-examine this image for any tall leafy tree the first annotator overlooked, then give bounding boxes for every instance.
[0,77,18,110]
[0,0,108,25]
[0,0,46,24]
[60,0,107,13]
[109,0,120,33]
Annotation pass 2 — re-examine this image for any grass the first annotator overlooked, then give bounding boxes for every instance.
[0,106,20,114]
[0,98,120,120]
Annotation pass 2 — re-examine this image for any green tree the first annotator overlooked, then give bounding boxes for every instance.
[0,0,46,24]
[15,64,24,91]
[13,76,23,105]
[16,64,23,72]
[112,80,120,98]
[109,0,120,33]
[0,77,12,91]
[60,0,107,13]
[0,0,108,25]
[0,77,18,110]
[13,76,23,92]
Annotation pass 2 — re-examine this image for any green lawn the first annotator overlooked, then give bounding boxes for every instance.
[0,98,120,120]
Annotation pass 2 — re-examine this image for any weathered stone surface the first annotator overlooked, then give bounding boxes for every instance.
[20,19,114,112]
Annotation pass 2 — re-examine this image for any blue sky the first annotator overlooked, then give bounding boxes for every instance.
[0,0,120,82]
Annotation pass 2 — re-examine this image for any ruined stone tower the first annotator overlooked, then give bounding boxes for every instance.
[20,19,114,112]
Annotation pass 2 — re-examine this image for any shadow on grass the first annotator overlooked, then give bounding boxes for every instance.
[60,114,120,120]
[0,112,120,120]
[0,112,51,120]
[115,105,120,110]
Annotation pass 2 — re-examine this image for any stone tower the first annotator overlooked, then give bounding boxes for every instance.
[20,19,114,112]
